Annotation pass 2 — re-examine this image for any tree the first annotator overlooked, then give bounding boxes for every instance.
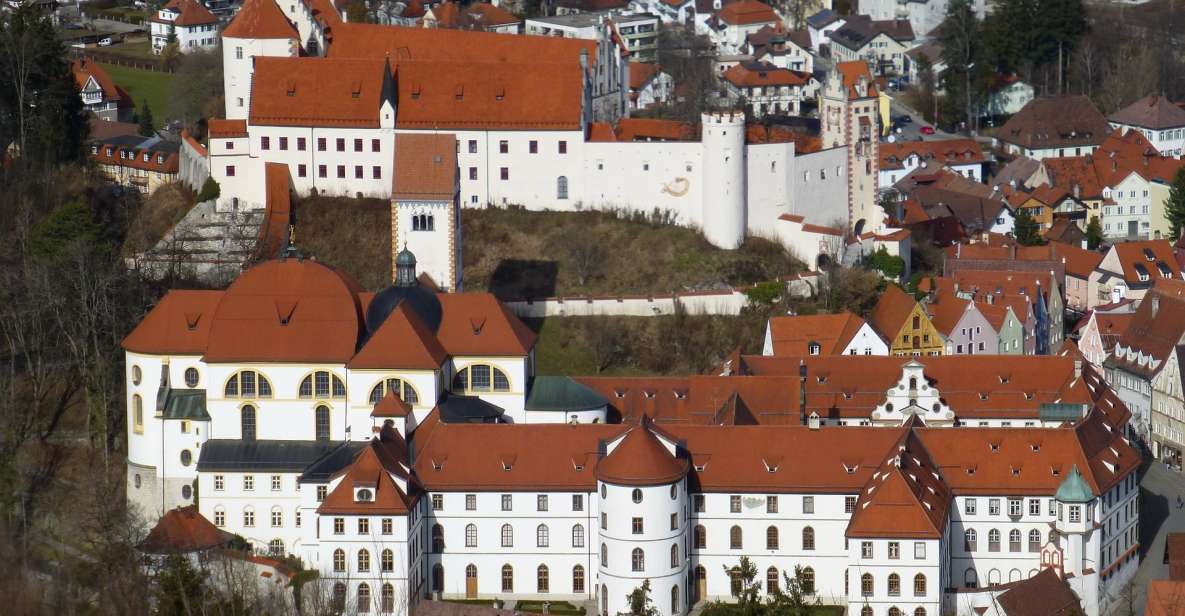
[1086,215,1103,250]
[346,1,368,23]
[1013,207,1045,245]
[1165,166,1185,243]
[626,579,658,616]
[723,556,762,616]
[867,246,905,279]
[137,99,155,137]
[581,315,624,373]
[767,566,822,616]
[168,50,225,130]
[564,232,604,287]
[939,0,988,129]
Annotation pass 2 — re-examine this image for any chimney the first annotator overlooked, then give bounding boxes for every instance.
[798,360,807,426]
[1073,359,1082,380]
[1152,295,1161,318]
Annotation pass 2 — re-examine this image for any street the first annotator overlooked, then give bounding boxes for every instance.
[884,93,957,143]
[1118,461,1185,614]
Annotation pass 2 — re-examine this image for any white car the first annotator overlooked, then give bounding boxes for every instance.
[98,37,113,47]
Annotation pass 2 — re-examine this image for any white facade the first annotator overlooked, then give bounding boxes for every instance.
[150,7,220,54]
[1101,174,1153,240]
[1110,123,1185,158]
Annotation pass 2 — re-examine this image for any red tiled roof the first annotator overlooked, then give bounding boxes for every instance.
[392,134,457,201]
[596,423,689,486]
[722,62,812,88]
[223,0,299,39]
[350,301,448,369]
[846,427,950,539]
[1109,94,1185,130]
[373,390,413,417]
[208,119,248,138]
[318,442,411,515]
[879,139,984,171]
[328,23,596,64]
[152,0,218,26]
[123,290,223,355]
[1108,239,1180,285]
[868,284,918,340]
[629,62,660,90]
[716,0,779,26]
[765,311,871,356]
[91,140,179,174]
[254,162,293,258]
[72,58,121,102]
[250,57,390,128]
[435,293,536,357]
[835,60,877,100]
[139,506,232,553]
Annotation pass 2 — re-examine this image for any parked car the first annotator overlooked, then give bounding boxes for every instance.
[920,125,935,135]
[896,114,912,124]
[98,37,113,46]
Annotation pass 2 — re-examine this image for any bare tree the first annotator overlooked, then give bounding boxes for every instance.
[581,315,625,373]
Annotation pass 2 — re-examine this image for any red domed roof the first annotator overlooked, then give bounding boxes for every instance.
[596,424,688,486]
[204,258,364,363]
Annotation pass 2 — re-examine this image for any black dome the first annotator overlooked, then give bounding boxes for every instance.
[365,283,443,334]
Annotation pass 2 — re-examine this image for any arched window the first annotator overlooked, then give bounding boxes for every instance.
[358,549,371,572]
[501,524,513,547]
[632,548,645,571]
[466,523,478,547]
[988,569,1001,585]
[431,563,443,591]
[671,584,679,615]
[965,529,977,552]
[573,565,585,593]
[358,583,371,614]
[452,364,511,393]
[801,567,815,594]
[766,526,779,550]
[537,524,550,547]
[914,573,926,596]
[432,524,445,552]
[537,565,549,593]
[730,525,742,550]
[270,506,283,527]
[333,549,346,572]
[802,526,815,550]
[332,583,346,611]
[861,573,873,597]
[888,608,901,616]
[241,405,256,440]
[601,543,607,567]
[1029,529,1042,552]
[368,378,420,406]
[557,176,569,200]
[988,529,1001,552]
[268,538,284,557]
[382,583,396,612]
[132,394,143,432]
[964,568,978,588]
[1009,569,1022,582]
[381,549,394,572]
[861,608,872,616]
[632,488,643,503]
[670,543,679,568]
[242,506,255,527]
[572,524,585,548]
[766,567,779,594]
[1009,529,1021,552]
[224,370,273,398]
[299,370,346,399]
[888,573,901,596]
[502,564,514,592]
[730,567,743,596]
[694,525,706,549]
[315,405,330,441]
[914,608,927,616]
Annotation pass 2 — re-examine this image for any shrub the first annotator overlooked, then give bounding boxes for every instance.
[196,176,220,202]
[866,246,905,279]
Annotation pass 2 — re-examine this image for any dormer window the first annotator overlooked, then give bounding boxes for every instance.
[989,443,1000,452]
[808,342,821,355]
[355,487,374,503]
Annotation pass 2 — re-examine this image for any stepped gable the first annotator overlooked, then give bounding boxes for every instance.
[139,505,233,554]
[597,421,689,486]
[350,301,448,370]
[123,290,224,355]
[318,442,411,515]
[1108,278,1185,377]
[435,293,536,356]
[847,424,950,539]
[223,0,298,39]
[203,258,364,363]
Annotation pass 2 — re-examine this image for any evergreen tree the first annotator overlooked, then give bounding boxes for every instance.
[1086,215,1103,250]
[153,554,209,616]
[1013,207,1045,246]
[137,99,155,136]
[1166,166,1185,244]
[939,0,988,129]
[626,579,658,616]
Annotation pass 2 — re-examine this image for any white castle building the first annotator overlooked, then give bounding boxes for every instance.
[126,248,1140,616]
[206,0,890,253]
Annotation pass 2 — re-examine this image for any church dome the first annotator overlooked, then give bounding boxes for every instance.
[365,248,442,334]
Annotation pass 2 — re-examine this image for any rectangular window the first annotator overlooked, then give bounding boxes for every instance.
[468,139,478,153]
[354,165,363,179]
[337,165,345,178]
[529,140,538,154]
[271,475,281,491]
[373,166,381,179]
[766,496,778,513]
[469,167,478,180]
[334,518,344,534]
[317,485,327,501]
[730,495,742,513]
[966,498,977,515]
[861,541,873,558]
[537,495,548,511]
[1030,499,1042,516]
[1070,505,1082,523]
[845,496,857,513]
[803,496,814,514]
[559,141,567,154]
[298,137,306,151]
[243,475,254,491]
[317,138,326,151]
[501,494,512,511]
[382,518,392,535]
[1009,499,1022,516]
[371,138,380,152]
[694,495,705,512]
[261,136,270,150]
[914,542,926,559]
[432,494,443,511]
[499,140,509,154]
[318,165,327,178]
[632,517,643,534]
[279,137,288,150]
[989,499,1001,515]
[226,165,236,177]
[466,494,476,510]
[500,167,509,180]
[214,475,224,491]
[358,518,369,534]
[573,494,584,511]
[670,513,678,530]
[336,138,345,152]
[888,541,900,559]
[354,138,363,152]
[601,512,607,530]
[298,164,307,178]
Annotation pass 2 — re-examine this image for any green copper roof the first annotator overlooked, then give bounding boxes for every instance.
[525,376,608,412]
[1055,465,1094,503]
[161,389,209,421]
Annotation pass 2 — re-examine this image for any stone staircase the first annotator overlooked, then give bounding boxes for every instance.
[129,199,267,286]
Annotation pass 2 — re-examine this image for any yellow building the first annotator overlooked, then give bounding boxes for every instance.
[869,284,944,356]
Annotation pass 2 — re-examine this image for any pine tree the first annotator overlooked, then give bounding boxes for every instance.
[137,99,155,137]
[1086,216,1103,250]
[1013,207,1045,246]
[1165,166,1185,243]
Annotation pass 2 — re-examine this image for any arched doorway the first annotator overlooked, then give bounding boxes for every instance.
[465,564,477,598]
[601,585,608,616]
[671,584,680,615]
[695,565,707,603]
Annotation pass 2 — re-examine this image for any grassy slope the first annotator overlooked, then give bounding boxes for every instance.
[121,183,195,257]
[293,196,393,291]
[98,62,173,127]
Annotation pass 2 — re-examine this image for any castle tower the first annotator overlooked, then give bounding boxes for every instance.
[700,111,746,249]
[391,133,462,291]
[818,62,881,235]
[1052,465,1100,615]
[596,424,690,616]
[220,0,300,120]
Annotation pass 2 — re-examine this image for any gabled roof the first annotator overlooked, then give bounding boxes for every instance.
[846,428,950,539]
[123,290,223,355]
[223,0,298,39]
[197,439,344,472]
[250,57,390,128]
[629,62,660,90]
[995,568,1082,616]
[392,133,457,201]
[999,96,1109,150]
[139,506,232,554]
[806,8,841,29]
[715,0,779,26]
[1109,94,1185,130]
[829,15,913,51]
[153,0,218,26]
[765,311,871,356]
[435,293,536,356]
[926,295,973,337]
[596,422,689,486]
[868,284,920,340]
[722,61,812,88]
[525,376,609,413]
[71,58,121,101]
[834,60,877,100]
[1107,278,1185,375]
[349,301,448,369]
[373,390,412,417]
[880,138,985,171]
[318,440,411,515]
[1107,239,1180,285]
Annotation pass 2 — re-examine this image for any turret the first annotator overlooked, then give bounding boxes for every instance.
[700,111,746,249]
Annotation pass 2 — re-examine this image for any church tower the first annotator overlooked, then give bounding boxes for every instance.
[391,134,463,292]
[819,61,881,235]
